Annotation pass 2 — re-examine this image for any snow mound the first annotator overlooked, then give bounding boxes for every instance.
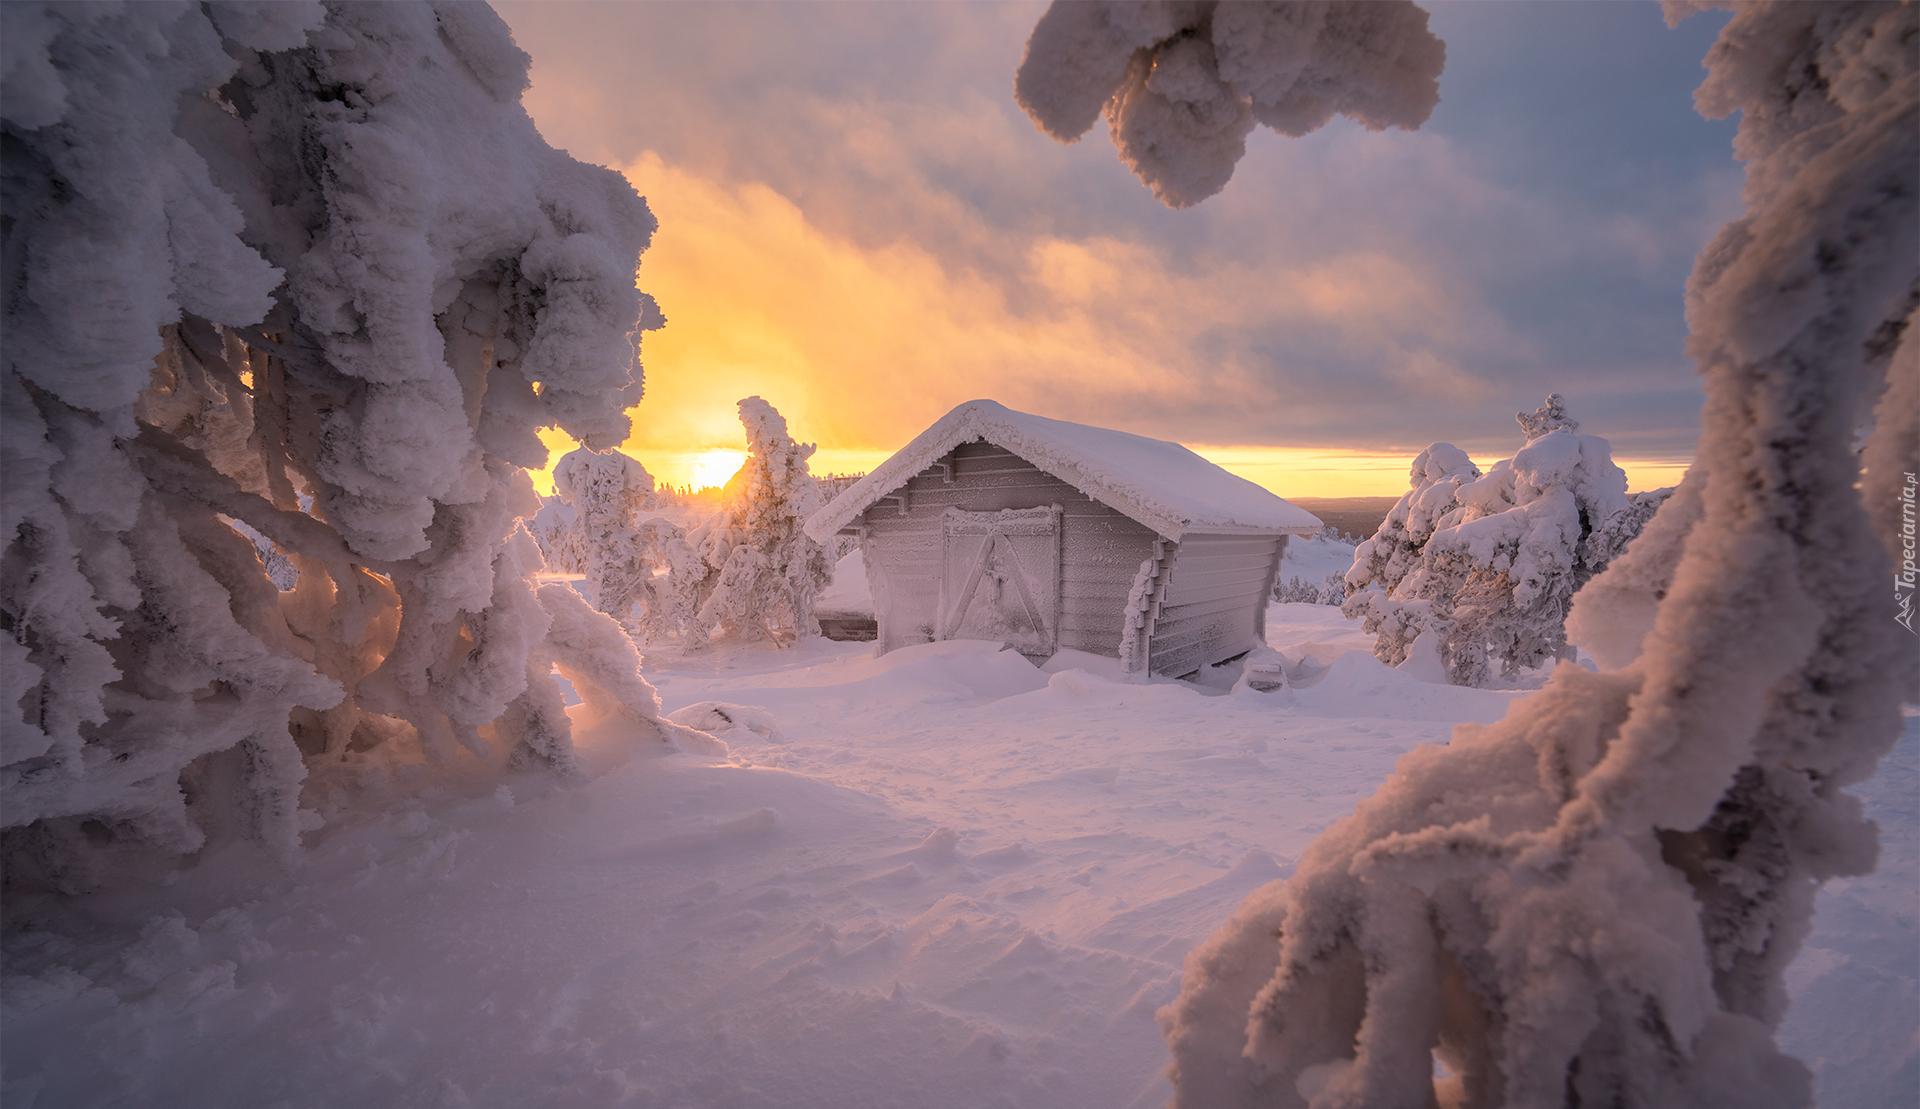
[1290,649,1522,724]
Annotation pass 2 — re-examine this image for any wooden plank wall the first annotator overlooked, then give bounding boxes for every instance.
[859,440,1160,655]
[1148,532,1285,677]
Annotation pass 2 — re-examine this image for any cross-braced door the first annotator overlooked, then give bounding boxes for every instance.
[938,506,1062,658]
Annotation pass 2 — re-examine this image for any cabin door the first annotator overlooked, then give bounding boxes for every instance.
[938,506,1062,659]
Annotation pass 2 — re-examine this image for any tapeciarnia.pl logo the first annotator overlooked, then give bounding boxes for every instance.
[1898,472,1917,634]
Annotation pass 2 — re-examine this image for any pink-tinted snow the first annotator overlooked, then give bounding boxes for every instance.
[4,597,1907,1108]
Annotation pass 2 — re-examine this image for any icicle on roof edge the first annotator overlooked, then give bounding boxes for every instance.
[804,399,1323,543]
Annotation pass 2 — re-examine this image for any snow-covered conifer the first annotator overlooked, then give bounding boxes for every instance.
[691,398,835,644]
[1155,3,1918,1104]
[1,2,698,886]
[1515,390,1580,439]
[543,446,655,623]
[1586,485,1676,569]
[630,517,707,647]
[1273,573,1346,606]
[1015,0,1446,207]
[1339,441,1481,665]
[1341,400,1632,685]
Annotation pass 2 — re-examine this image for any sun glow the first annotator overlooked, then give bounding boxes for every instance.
[509,154,1695,504]
[687,448,749,492]
[530,431,748,496]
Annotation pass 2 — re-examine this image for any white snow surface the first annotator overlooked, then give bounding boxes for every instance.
[3,608,1909,1109]
[805,399,1323,544]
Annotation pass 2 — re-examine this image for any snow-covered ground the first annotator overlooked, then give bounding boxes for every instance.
[4,588,1913,1107]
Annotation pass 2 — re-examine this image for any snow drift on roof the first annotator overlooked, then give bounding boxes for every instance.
[805,400,1323,542]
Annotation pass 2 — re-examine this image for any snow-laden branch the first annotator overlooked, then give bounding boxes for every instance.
[1015,0,1444,207]
[1157,3,1918,1104]
[2,1,699,887]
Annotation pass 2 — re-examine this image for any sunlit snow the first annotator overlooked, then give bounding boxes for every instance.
[4,595,1909,1107]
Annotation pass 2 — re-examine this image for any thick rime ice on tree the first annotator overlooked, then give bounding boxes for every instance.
[0,1,693,887]
[1162,4,1918,1105]
[1344,400,1635,687]
[1014,0,1445,207]
[1514,390,1579,440]
[541,446,658,622]
[625,518,707,647]
[1342,441,1482,602]
[690,398,834,646]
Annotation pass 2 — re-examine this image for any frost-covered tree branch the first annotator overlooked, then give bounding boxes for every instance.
[2,1,705,890]
[1015,0,1445,206]
[1157,2,1918,1104]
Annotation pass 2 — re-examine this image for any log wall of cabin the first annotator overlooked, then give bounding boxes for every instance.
[1146,532,1287,677]
[857,440,1159,656]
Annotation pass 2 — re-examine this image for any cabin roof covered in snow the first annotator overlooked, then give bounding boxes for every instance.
[805,400,1323,543]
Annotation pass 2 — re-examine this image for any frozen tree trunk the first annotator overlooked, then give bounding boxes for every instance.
[1156,3,1918,1106]
[1,1,695,888]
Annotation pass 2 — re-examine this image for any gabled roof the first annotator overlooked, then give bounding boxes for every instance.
[804,399,1323,543]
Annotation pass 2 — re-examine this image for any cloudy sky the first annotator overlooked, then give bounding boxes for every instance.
[492,1,1740,496]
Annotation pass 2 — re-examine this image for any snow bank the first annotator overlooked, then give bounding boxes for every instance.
[1,606,1905,1106]
[1290,649,1522,724]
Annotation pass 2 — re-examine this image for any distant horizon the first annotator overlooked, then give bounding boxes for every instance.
[536,435,1688,502]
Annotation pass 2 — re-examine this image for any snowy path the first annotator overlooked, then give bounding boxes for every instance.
[3,605,1912,1108]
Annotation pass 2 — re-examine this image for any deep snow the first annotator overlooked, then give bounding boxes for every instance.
[3,584,1911,1108]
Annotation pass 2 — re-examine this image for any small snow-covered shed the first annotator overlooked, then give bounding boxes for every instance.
[804,400,1322,678]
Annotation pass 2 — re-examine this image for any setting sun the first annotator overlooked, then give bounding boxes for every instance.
[687,448,748,491]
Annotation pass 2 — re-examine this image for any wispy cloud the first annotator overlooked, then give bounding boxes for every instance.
[496,0,1738,495]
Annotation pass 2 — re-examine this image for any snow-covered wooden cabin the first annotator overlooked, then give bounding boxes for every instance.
[803,400,1322,679]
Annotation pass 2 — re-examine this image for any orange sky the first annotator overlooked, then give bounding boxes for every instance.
[491,4,1741,502]
[529,152,1691,499]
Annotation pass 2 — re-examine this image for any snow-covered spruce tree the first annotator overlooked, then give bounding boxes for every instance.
[536,447,707,646]
[1147,3,1919,1105]
[1,2,709,890]
[542,445,655,622]
[1015,0,1445,208]
[690,397,834,645]
[1340,441,1482,667]
[1273,573,1345,606]
[1350,397,1633,687]
[1585,484,1677,569]
[628,517,706,646]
